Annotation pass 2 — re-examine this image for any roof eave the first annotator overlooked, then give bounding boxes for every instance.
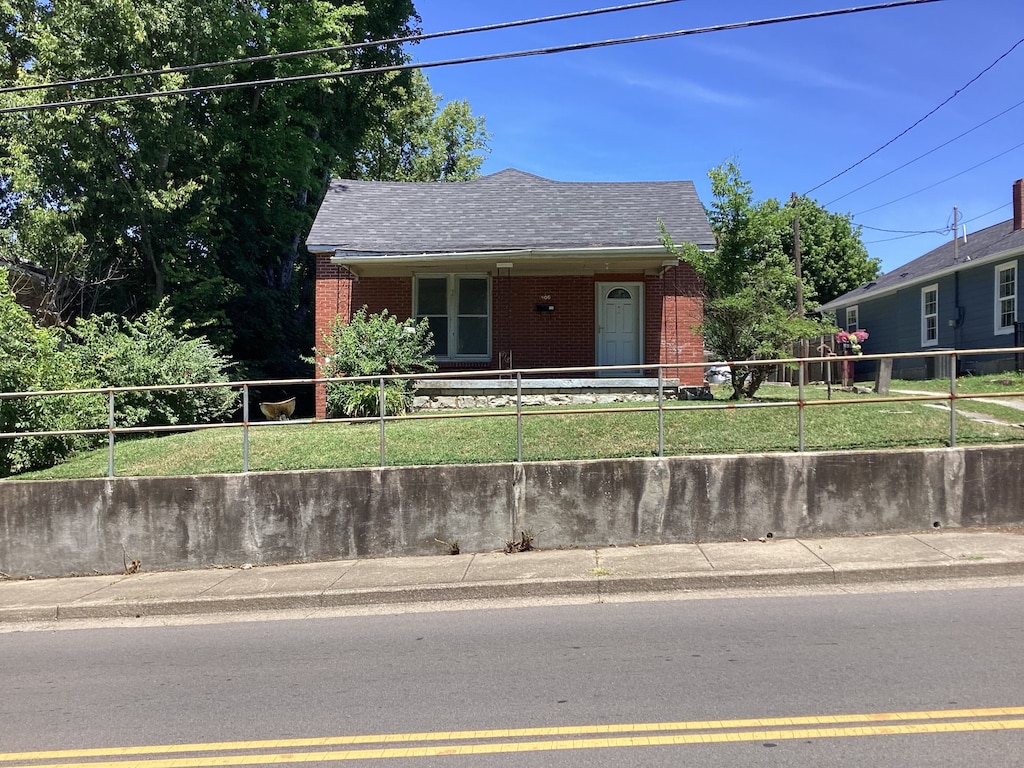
[317,244,709,277]
[329,244,669,263]
[820,241,1024,311]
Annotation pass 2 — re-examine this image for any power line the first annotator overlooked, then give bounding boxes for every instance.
[863,232,939,244]
[963,203,1010,224]
[824,97,1024,207]
[0,0,943,116]
[805,33,1024,197]
[853,138,1024,216]
[858,224,947,235]
[0,0,687,97]
[859,202,1011,245]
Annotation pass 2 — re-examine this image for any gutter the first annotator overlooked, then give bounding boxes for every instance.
[820,242,1024,311]
[324,245,673,266]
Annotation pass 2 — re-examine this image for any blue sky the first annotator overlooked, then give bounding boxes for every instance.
[409,0,1023,276]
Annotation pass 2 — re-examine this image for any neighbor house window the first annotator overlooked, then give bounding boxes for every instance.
[846,305,859,333]
[921,284,938,347]
[995,262,1017,335]
[414,274,490,360]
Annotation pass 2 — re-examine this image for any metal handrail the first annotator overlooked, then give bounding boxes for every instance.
[2,346,1023,477]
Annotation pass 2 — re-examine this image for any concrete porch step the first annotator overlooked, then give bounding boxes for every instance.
[414,377,680,396]
[412,378,712,409]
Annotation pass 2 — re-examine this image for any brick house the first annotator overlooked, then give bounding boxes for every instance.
[307,168,715,417]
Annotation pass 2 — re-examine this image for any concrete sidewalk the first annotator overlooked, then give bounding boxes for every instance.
[4,529,1024,625]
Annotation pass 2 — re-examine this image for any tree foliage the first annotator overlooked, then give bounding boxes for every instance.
[355,70,490,182]
[309,307,435,417]
[1,1,489,380]
[779,195,880,306]
[664,161,876,399]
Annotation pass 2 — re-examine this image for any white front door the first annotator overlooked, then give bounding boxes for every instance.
[596,282,642,374]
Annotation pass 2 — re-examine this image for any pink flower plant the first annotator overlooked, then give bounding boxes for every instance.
[836,329,869,354]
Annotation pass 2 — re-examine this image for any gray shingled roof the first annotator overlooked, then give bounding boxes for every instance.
[306,168,714,254]
[820,218,1024,311]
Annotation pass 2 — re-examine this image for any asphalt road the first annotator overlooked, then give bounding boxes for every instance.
[3,585,1024,766]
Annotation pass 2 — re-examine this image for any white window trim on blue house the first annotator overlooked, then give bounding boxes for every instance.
[994,261,1017,336]
[845,305,859,333]
[921,284,938,347]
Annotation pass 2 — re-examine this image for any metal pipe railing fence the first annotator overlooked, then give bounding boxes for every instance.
[2,347,1023,477]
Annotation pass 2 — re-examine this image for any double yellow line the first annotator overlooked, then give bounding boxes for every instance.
[4,706,1024,765]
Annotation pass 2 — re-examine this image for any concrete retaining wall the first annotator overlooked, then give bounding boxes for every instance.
[2,445,1023,578]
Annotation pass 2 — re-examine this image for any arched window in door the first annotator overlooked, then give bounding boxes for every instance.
[607,288,632,300]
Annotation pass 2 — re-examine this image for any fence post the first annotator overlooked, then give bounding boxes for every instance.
[379,376,386,468]
[874,357,893,396]
[949,352,957,448]
[797,359,806,453]
[242,384,250,473]
[515,371,523,463]
[107,390,115,478]
[657,366,665,457]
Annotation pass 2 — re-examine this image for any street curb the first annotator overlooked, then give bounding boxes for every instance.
[830,558,1024,584]
[3,558,1024,625]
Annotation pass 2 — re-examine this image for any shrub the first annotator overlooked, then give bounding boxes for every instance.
[331,381,411,418]
[1,279,237,475]
[0,269,103,475]
[310,307,436,418]
[64,300,237,428]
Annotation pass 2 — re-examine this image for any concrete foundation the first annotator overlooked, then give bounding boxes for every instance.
[2,445,1022,579]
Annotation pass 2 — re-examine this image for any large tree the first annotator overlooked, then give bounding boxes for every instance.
[0,1,490,378]
[355,69,490,182]
[664,161,877,399]
[778,194,879,307]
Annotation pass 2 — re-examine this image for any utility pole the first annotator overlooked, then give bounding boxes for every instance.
[791,193,806,385]
[791,193,803,319]
[952,205,960,263]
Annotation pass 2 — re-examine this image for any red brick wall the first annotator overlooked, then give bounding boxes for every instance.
[494,275,597,370]
[314,255,353,335]
[646,264,704,384]
[313,261,705,416]
[313,255,353,418]
[352,278,412,318]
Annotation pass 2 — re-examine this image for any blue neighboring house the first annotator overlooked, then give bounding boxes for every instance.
[820,179,1024,379]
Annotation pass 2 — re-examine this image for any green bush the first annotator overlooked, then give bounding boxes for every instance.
[2,277,236,475]
[1,269,104,475]
[65,300,238,428]
[331,381,411,419]
[310,307,435,418]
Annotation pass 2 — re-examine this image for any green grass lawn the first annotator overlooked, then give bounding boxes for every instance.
[7,377,1024,480]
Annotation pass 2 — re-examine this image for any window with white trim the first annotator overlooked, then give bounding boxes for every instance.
[921,284,938,347]
[414,274,491,360]
[845,305,859,333]
[995,262,1017,335]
